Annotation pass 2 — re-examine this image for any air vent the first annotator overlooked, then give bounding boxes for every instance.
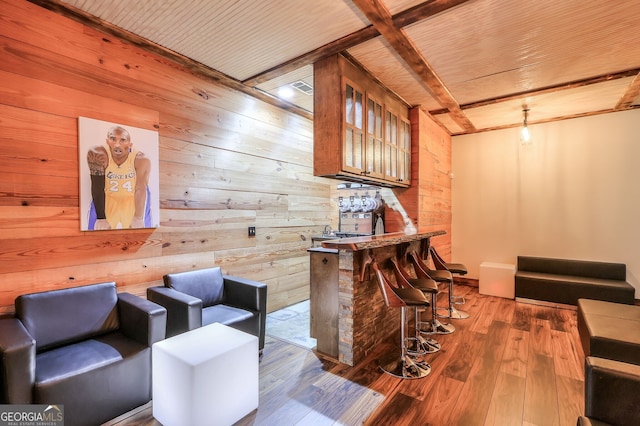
[290,80,313,95]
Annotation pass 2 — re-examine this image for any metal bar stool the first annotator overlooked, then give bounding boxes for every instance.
[389,257,441,353]
[407,251,455,334]
[428,246,470,320]
[371,258,432,379]
[430,246,468,307]
[420,239,465,305]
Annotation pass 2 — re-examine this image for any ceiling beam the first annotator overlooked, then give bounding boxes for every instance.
[242,0,474,87]
[427,67,640,114]
[351,0,475,132]
[616,72,640,110]
[449,105,640,136]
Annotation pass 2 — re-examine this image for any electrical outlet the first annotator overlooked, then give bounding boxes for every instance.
[248,226,256,237]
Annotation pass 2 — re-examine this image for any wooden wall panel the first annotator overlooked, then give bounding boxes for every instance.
[0,0,326,314]
[0,0,453,314]
[393,106,453,256]
[0,206,79,238]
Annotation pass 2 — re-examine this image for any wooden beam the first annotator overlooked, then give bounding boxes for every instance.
[393,0,472,28]
[243,27,378,88]
[448,105,640,136]
[432,67,640,113]
[352,0,476,132]
[242,0,474,87]
[616,72,640,110]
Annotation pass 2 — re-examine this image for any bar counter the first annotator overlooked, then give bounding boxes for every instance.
[310,230,445,366]
[321,230,445,251]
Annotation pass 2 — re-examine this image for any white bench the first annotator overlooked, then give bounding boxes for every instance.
[480,262,516,299]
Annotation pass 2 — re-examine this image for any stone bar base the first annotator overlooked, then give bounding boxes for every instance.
[322,230,445,366]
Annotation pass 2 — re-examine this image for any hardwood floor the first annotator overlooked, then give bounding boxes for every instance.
[112,286,585,426]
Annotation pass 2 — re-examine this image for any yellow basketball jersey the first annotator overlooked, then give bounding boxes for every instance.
[104,148,138,228]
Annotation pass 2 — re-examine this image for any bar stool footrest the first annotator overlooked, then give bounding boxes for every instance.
[452,294,465,305]
[436,306,470,320]
[379,353,431,379]
[419,319,455,334]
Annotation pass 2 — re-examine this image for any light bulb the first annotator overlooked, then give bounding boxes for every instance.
[520,107,531,144]
[520,125,531,143]
[277,86,295,99]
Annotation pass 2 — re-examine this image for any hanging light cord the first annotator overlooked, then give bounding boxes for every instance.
[520,107,531,143]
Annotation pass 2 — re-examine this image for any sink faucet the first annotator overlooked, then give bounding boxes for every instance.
[323,225,332,236]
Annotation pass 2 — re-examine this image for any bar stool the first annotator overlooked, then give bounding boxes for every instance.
[371,259,432,379]
[428,247,470,320]
[389,258,441,353]
[409,249,454,284]
[430,246,468,306]
[430,246,468,304]
[407,251,455,334]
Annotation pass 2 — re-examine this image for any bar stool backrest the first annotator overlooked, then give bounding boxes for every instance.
[429,246,448,271]
[389,257,415,289]
[407,251,432,280]
[371,260,406,308]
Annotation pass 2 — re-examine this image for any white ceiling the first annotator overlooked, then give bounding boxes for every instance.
[51,0,640,135]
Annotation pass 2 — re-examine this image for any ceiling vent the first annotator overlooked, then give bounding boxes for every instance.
[290,80,313,95]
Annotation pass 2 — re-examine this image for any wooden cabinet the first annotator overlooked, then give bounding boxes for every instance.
[314,54,411,187]
[308,248,339,358]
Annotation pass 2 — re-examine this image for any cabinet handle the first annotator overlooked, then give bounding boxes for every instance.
[322,257,328,264]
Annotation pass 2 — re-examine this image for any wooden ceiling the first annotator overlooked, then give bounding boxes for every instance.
[32,0,640,135]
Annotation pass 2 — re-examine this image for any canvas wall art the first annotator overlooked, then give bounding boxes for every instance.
[78,117,160,231]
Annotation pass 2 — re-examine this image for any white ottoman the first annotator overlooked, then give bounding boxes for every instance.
[479,262,516,299]
[152,323,259,426]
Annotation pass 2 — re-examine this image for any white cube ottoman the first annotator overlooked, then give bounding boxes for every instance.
[152,323,259,426]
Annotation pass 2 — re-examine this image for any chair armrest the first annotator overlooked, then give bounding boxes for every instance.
[222,275,267,313]
[584,356,640,425]
[0,318,36,403]
[117,293,167,347]
[147,286,202,337]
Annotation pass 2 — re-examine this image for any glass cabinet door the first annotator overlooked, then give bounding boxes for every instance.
[344,81,364,173]
[365,96,384,179]
[384,110,399,181]
[398,119,411,184]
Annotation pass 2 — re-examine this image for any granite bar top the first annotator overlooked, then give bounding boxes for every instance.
[320,230,446,251]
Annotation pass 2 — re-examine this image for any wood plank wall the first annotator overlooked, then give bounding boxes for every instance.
[0,0,452,315]
[411,106,453,254]
[387,107,453,255]
[0,0,338,314]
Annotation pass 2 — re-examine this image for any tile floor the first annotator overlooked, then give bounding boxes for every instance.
[265,299,316,350]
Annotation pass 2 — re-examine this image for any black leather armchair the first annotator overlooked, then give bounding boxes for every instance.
[576,356,640,426]
[0,282,166,426]
[147,267,267,352]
